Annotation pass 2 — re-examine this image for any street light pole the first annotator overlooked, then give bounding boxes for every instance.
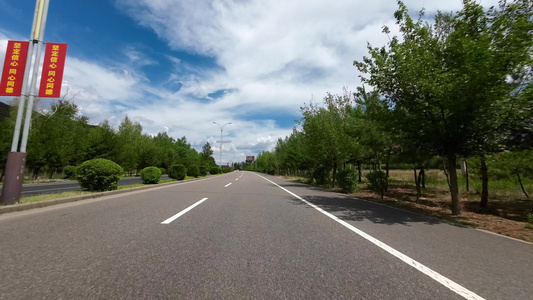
[212,122,231,166]
[1,0,50,205]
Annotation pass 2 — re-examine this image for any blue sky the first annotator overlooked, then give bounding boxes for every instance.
[0,0,498,164]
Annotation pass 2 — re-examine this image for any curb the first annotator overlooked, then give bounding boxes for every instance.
[0,178,204,215]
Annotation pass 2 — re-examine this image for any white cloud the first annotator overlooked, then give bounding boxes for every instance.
[1,0,500,164]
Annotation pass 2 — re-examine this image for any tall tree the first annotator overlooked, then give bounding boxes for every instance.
[116,116,143,174]
[354,0,533,215]
[301,92,354,187]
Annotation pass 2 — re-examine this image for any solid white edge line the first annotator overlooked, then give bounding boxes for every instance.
[161,197,208,225]
[475,229,533,245]
[225,183,232,187]
[255,173,485,300]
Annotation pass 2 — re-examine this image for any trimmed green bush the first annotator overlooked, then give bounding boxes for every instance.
[199,166,208,176]
[222,168,234,173]
[141,166,162,184]
[366,170,388,199]
[168,164,186,180]
[159,168,166,175]
[210,166,222,175]
[313,165,328,185]
[63,165,77,179]
[187,165,200,178]
[76,159,123,191]
[337,169,357,193]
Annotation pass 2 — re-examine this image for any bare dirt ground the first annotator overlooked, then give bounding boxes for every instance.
[350,184,533,243]
[284,174,533,243]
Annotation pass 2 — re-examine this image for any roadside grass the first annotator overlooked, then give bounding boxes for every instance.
[20,191,94,204]
[11,176,212,205]
[283,169,533,242]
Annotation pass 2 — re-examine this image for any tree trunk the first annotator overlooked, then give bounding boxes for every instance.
[464,160,469,192]
[417,168,423,199]
[357,162,362,183]
[447,156,461,215]
[413,168,420,203]
[515,169,529,199]
[479,156,489,209]
[386,150,391,178]
[331,160,338,189]
[420,167,425,189]
[442,158,451,190]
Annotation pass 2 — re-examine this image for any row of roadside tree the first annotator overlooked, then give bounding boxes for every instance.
[251,0,533,216]
[0,99,220,181]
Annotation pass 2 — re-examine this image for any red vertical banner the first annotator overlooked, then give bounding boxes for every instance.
[0,41,30,96]
[39,43,67,98]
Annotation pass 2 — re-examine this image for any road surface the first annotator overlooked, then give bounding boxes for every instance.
[0,171,531,299]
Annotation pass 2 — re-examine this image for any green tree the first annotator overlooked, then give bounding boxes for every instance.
[200,142,217,168]
[116,116,143,175]
[0,102,17,181]
[27,100,89,178]
[85,120,118,161]
[152,132,176,170]
[300,92,354,187]
[354,0,533,214]
[345,87,395,175]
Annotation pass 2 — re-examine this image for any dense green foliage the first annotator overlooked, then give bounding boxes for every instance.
[313,166,328,185]
[365,171,388,199]
[251,0,533,215]
[336,169,358,193]
[140,166,162,184]
[76,159,123,191]
[63,165,77,179]
[222,168,234,174]
[0,100,219,182]
[199,166,208,176]
[168,164,187,180]
[187,165,200,178]
[210,166,222,175]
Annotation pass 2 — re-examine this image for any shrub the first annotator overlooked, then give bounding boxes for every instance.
[63,165,77,179]
[526,213,533,229]
[222,168,234,173]
[337,169,357,193]
[187,165,200,178]
[140,166,162,184]
[366,170,388,199]
[210,166,222,175]
[159,168,166,175]
[199,166,208,176]
[168,164,186,180]
[76,159,123,191]
[313,165,328,185]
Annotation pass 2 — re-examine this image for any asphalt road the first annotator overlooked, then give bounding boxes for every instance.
[0,175,170,197]
[0,171,531,299]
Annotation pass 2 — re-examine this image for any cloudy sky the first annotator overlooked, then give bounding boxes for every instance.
[0,0,498,164]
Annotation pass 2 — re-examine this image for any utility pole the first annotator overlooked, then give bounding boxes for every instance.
[1,0,50,205]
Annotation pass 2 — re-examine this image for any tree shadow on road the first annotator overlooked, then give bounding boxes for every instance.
[281,184,446,226]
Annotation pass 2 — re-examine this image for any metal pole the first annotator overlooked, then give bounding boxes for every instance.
[10,0,41,152]
[212,122,231,166]
[219,127,223,166]
[1,0,50,205]
[21,0,50,152]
